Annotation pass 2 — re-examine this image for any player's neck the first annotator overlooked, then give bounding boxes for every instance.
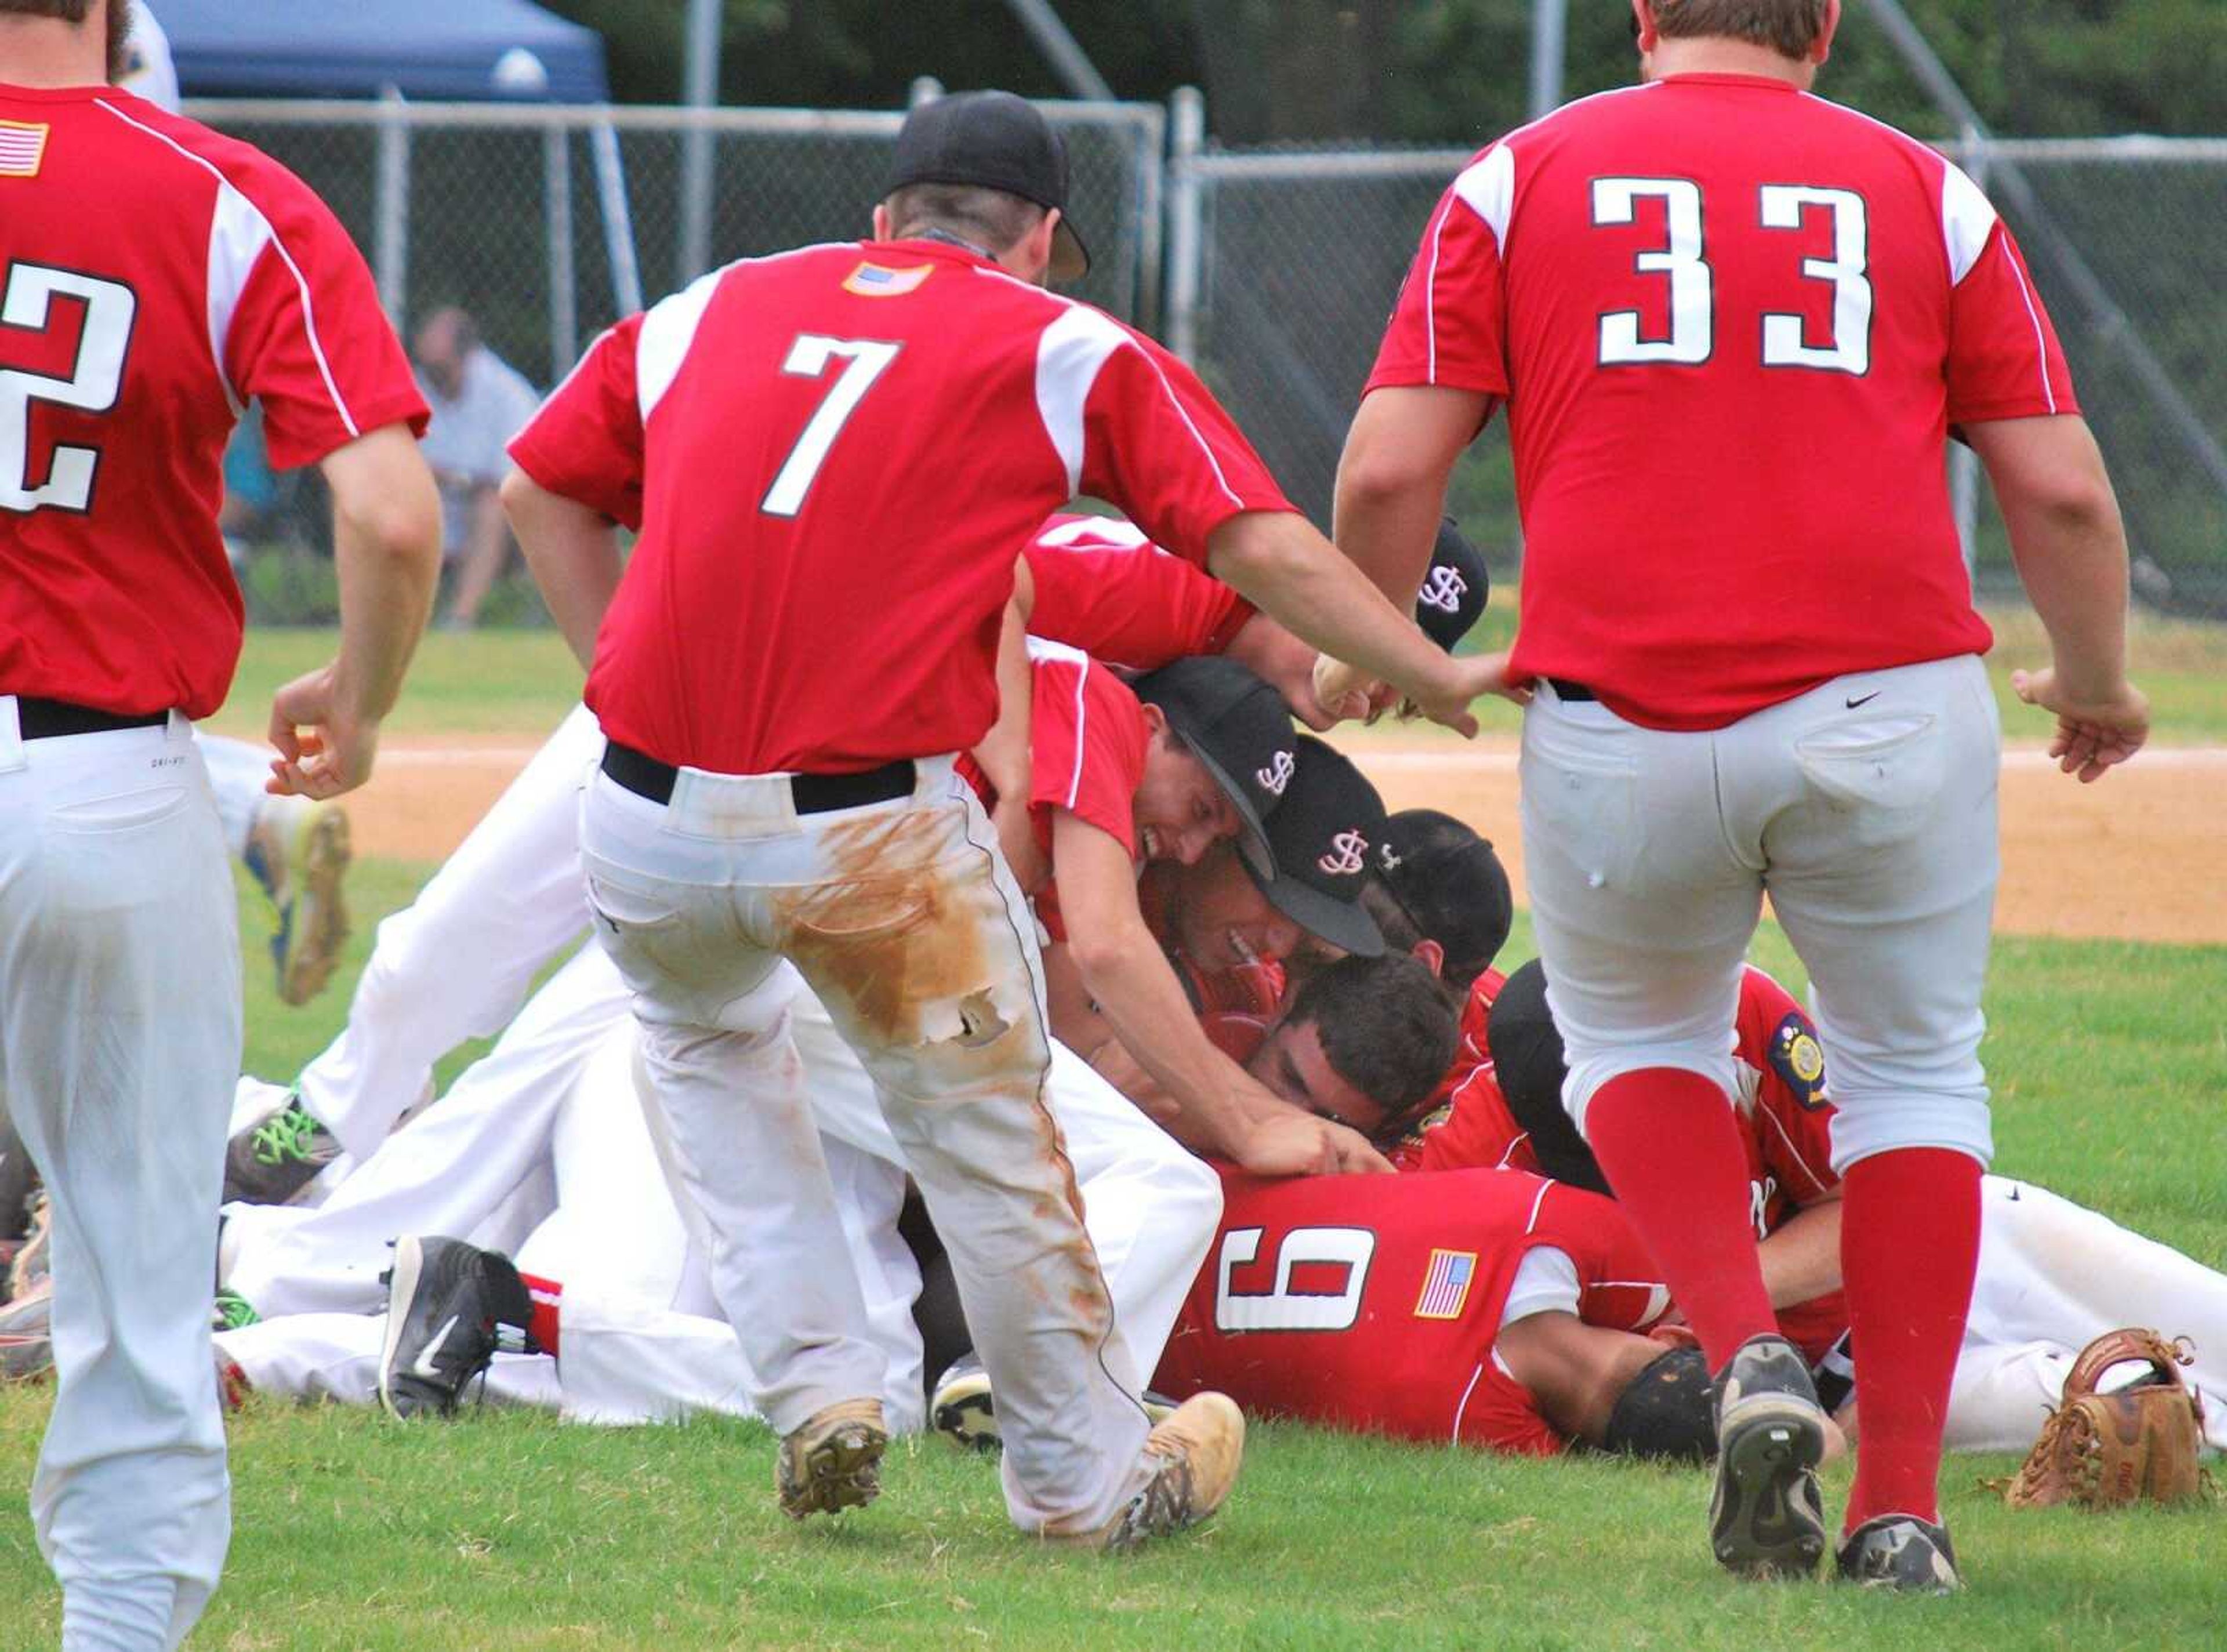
[1645,38,1819,90]
[0,18,108,90]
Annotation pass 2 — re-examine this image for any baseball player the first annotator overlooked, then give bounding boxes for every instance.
[504,89,1514,1548]
[0,2,440,1643]
[1332,0,2148,1589]
[1482,959,2227,1455]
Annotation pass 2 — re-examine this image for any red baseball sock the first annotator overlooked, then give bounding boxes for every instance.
[1584,1068,1778,1371]
[1841,1147,1982,1531]
[519,1270,563,1357]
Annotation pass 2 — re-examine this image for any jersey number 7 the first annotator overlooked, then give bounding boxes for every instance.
[759,333,901,518]
[1591,178,1871,375]
[0,262,137,515]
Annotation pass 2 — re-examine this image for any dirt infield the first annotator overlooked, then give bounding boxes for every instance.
[342,736,2227,945]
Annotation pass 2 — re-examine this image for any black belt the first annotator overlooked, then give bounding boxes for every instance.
[601,741,916,814]
[1545,678,1597,702]
[12,697,170,740]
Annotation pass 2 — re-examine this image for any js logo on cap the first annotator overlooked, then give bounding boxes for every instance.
[1319,830,1369,877]
[1256,750,1296,796]
[1417,567,1468,613]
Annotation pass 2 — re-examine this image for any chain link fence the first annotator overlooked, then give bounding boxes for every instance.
[1170,128,2227,619]
[187,97,1166,623]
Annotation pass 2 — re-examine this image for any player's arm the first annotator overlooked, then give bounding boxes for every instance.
[1332,386,1491,609]
[1757,1194,1844,1309]
[267,424,441,798]
[974,558,1041,892]
[1051,812,1391,1175]
[1964,415,2148,781]
[1496,1314,1682,1450]
[505,469,623,670]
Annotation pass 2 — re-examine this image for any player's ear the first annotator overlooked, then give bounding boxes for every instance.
[1409,938,1445,979]
[1138,702,1170,742]
[1813,0,1841,64]
[871,201,894,242]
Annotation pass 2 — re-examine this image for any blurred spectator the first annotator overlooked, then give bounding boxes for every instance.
[118,3,178,112]
[219,408,281,565]
[413,307,541,627]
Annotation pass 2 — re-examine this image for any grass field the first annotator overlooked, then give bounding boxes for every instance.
[2,622,2224,1648]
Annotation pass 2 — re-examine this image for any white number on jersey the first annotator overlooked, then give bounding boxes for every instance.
[1592,180,1872,375]
[1592,177,1712,365]
[760,333,902,518]
[0,263,137,515]
[1213,1225,1376,1333]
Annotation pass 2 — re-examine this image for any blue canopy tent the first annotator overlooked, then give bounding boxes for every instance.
[159,0,610,103]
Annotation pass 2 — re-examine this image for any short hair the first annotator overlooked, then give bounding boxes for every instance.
[1648,0,1829,59]
[1285,954,1460,1134]
[883,182,1047,256]
[0,1,94,19]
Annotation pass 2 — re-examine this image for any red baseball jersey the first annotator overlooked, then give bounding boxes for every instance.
[1368,74,2077,731]
[510,239,1290,775]
[1024,513,1254,669]
[0,86,425,718]
[1387,967,1506,1172]
[1156,1166,1670,1455]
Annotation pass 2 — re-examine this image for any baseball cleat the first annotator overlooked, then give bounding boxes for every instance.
[222,1091,340,1207]
[932,1352,1178,1454]
[1836,1513,1963,1595]
[776,1398,889,1520]
[376,1235,535,1419]
[1053,1391,1247,1554]
[0,1281,53,1382]
[245,793,352,1006]
[1709,1334,1829,1580]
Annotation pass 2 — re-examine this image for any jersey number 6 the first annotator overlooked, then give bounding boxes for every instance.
[0,262,137,515]
[1592,178,1872,375]
[1214,1224,1377,1334]
[760,333,902,518]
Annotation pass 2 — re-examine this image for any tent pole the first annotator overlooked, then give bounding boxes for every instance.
[544,124,576,382]
[677,0,721,282]
[374,86,409,322]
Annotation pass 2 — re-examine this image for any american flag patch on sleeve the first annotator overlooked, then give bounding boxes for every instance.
[0,120,50,178]
[1413,1248,1478,1320]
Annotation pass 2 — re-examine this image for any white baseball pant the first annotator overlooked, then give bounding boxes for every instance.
[582,755,1155,1538]
[1946,1176,2227,1453]
[0,706,240,1652]
[1523,656,2001,1173]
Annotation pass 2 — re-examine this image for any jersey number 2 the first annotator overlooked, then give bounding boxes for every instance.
[0,262,137,515]
[760,334,901,518]
[1592,179,1871,374]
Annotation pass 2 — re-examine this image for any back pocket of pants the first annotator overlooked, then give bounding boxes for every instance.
[49,784,187,835]
[1793,713,1946,844]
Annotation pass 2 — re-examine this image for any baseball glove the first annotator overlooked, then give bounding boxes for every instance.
[2001,1327,2208,1509]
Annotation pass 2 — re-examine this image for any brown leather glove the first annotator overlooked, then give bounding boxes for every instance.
[2003,1328,2207,1509]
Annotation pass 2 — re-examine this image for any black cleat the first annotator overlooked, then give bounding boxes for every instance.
[1837,1513,1963,1595]
[931,1352,1179,1454]
[223,1091,340,1207]
[376,1235,534,1419]
[1710,1334,1829,1580]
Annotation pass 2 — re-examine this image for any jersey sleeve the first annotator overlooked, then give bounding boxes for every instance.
[220,169,429,470]
[1365,146,1512,400]
[1028,652,1148,861]
[1738,970,1840,1206]
[1025,528,1253,669]
[1073,328,1293,561]
[507,317,647,531]
[1939,169,2080,425]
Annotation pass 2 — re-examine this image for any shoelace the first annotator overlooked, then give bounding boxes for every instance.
[250,1103,322,1167]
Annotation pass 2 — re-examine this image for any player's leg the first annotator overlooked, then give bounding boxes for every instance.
[198,731,353,1007]
[1759,653,1999,1571]
[0,717,240,1648]
[1963,1175,2227,1446]
[222,938,628,1318]
[278,702,604,1160]
[777,775,1162,1541]
[1523,682,1828,1579]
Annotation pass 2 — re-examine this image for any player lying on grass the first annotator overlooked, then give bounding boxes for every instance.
[1432,958,2227,1455]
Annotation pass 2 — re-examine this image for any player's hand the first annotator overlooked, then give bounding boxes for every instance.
[1233,1106,1395,1177]
[1405,649,1532,738]
[267,666,381,799]
[2011,668,2149,783]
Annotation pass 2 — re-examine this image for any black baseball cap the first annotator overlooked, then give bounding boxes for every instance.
[1131,656,1298,875]
[1242,736,1387,957]
[885,90,1090,282]
[1371,808,1513,984]
[1413,518,1490,652]
[1485,958,1612,1196]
